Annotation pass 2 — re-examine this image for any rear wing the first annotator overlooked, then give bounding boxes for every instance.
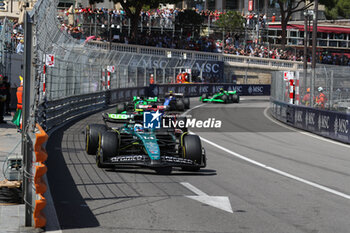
[227,90,237,94]
[133,96,158,102]
[164,92,184,98]
[102,113,143,124]
[136,104,168,111]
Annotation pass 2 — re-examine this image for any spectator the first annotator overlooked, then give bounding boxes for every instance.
[302,88,310,106]
[271,13,276,23]
[315,87,327,109]
[16,39,24,54]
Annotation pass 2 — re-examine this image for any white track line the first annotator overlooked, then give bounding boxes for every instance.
[180,182,208,196]
[185,101,350,200]
[200,136,350,200]
[263,107,350,149]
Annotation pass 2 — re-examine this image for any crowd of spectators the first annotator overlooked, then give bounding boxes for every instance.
[0,19,24,54]
[60,7,270,30]
[2,7,349,67]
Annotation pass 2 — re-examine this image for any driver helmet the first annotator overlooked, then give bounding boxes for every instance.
[169,91,174,97]
[134,123,143,132]
[306,88,310,92]
[318,87,323,92]
[220,88,224,93]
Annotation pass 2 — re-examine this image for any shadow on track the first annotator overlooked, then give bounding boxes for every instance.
[46,120,100,230]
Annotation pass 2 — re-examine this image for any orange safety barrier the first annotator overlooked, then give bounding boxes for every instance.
[33,194,47,228]
[33,123,48,228]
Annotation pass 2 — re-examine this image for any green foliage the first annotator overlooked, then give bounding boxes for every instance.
[215,11,244,33]
[322,0,350,19]
[176,9,204,26]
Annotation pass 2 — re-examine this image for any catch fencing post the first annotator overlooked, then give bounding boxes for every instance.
[107,71,111,90]
[295,71,300,105]
[289,79,294,104]
[23,11,34,227]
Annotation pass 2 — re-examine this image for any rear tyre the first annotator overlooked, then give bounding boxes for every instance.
[86,124,108,155]
[97,131,119,168]
[182,135,202,171]
[175,100,185,111]
[116,103,126,113]
[232,95,239,103]
[183,98,190,109]
[154,166,172,175]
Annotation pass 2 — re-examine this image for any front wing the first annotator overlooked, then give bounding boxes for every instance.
[101,154,206,168]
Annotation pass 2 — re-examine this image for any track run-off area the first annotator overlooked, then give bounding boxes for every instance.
[46,96,350,233]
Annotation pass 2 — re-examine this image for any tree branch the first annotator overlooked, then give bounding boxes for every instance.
[291,2,315,13]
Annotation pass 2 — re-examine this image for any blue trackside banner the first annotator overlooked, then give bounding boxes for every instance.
[148,84,270,97]
[271,100,350,144]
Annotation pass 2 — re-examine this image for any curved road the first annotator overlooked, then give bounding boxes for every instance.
[46,96,350,233]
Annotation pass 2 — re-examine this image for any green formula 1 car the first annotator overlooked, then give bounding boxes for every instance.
[116,96,162,113]
[85,113,206,174]
[199,89,240,103]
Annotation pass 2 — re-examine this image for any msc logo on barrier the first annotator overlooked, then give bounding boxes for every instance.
[144,110,162,129]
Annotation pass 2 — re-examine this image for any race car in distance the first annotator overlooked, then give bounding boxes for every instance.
[200,88,239,103]
[85,113,206,174]
[116,96,160,113]
[162,91,190,111]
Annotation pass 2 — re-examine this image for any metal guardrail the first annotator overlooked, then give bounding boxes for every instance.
[88,41,304,71]
[39,92,106,131]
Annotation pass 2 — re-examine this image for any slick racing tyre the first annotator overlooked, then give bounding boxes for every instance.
[126,102,134,111]
[176,100,185,111]
[221,94,228,103]
[183,97,190,109]
[117,103,126,113]
[232,95,239,103]
[100,131,119,159]
[182,135,202,171]
[97,131,119,168]
[86,124,108,155]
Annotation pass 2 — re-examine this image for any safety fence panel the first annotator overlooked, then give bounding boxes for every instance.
[148,84,271,97]
[271,67,350,113]
[271,100,350,144]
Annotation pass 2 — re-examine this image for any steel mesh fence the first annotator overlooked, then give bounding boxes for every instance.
[271,66,350,112]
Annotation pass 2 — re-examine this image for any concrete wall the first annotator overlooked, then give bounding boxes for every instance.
[224,66,272,84]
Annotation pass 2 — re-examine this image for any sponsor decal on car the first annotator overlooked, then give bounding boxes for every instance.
[110,155,144,162]
[161,156,194,164]
[109,114,131,120]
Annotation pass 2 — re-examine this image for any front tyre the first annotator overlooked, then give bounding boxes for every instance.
[201,93,208,102]
[182,135,202,171]
[183,98,190,109]
[221,94,228,103]
[86,124,108,155]
[97,131,119,168]
[176,100,185,111]
[116,103,126,113]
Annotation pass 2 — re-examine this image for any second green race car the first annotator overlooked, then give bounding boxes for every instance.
[200,88,239,103]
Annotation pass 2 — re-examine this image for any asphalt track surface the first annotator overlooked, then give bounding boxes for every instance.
[46,96,350,233]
